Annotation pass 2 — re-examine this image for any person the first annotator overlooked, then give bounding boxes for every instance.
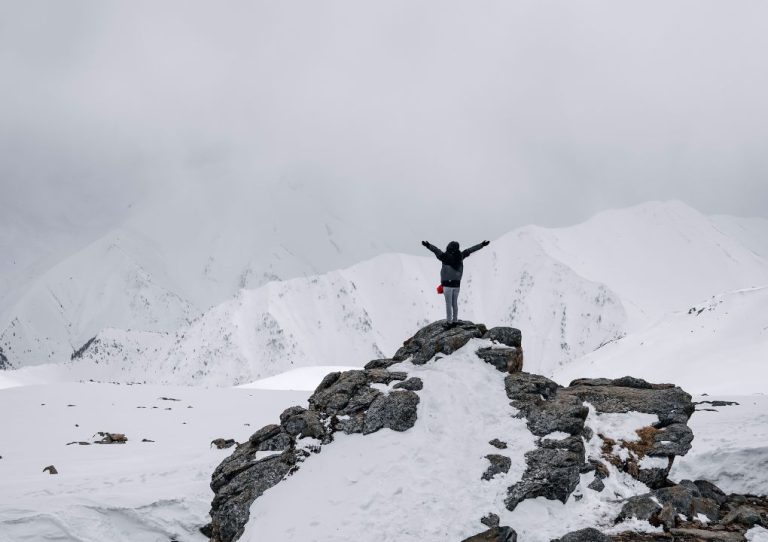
[421,239,490,327]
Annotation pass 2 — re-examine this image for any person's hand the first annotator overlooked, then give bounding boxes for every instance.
[482,240,490,246]
[421,240,429,247]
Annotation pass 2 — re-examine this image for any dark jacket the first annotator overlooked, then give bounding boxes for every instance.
[424,241,486,287]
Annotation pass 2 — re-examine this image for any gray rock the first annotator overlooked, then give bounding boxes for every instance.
[334,413,366,435]
[363,391,420,434]
[462,527,517,542]
[587,476,605,492]
[694,479,728,506]
[516,394,589,437]
[308,371,381,415]
[668,528,745,541]
[648,423,694,456]
[722,505,764,527]
[482,454,512,480]
[554,527,612,542]
[248,425,294,452]
[208,448,300,542]
[481,513,500,528]
[0,346,8,370]
[393,377,423,391]
[561,380,694,426]
[483,327,522,349]
[280,407,326,440]
[489,439,508,449]
[617,494,662,522]
[392,320,488,364]
[363,358,400,370]
[365,369,407,385]
[505,444,584,510]
[505,372,560,401]
[476,347,523,373]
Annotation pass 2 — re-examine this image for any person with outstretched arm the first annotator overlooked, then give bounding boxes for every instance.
[421,239,490,327]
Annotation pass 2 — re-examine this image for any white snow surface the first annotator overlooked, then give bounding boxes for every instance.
[1,346,766,541]
[670,394,768,496]
[0,381,309,541]
[554,286,768,395]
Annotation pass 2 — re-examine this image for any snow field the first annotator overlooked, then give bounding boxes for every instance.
[0,382,309,541]
[670,394,768,496]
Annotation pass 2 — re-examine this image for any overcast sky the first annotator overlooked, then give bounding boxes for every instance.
[2,0,768,244]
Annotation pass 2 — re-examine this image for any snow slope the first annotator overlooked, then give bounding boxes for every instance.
[0,381,309,542]
[1,347,765,542]
[66,237,625,385]
[554,286,768,395]
[670,394,768,496]
[530,201,768,329]
[0,181,403,370]
[58,201,768,387]
[4,201,768,391]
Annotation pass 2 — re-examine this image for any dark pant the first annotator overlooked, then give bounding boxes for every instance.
[443,287,460,323]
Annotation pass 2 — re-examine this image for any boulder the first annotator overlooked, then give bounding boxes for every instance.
[363,391,420,434]
[207,448,301,542]
[506,442,584,510]
[482,454,512,480]
[393,321,487,364]
[248,424,294,452]
[308,371,381,416]
[554,527,612,542]
[363,358,400,370]
[561,377,694,426]
[476,347,523,373]
[393,377,424,391]
[279,407,326,440]
[462,527,517,542]
[483,327,522,349]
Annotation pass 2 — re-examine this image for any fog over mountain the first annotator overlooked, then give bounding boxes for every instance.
[3,1,768,266]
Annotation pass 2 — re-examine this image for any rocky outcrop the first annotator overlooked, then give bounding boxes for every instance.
[0,346,9,370]
[462,526,518,542]
[204,365,421,541]
[204,320,524,541]
[393,321,489,364]
[617,480,768,534]
[392,321,525,371]
[504,374,695,512]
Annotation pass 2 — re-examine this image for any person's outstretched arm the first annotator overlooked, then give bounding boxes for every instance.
[421,240,444,259]
[462,240,490,258]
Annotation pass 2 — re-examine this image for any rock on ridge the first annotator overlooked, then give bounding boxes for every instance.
[504,374,696,511]
[204,365,420,541]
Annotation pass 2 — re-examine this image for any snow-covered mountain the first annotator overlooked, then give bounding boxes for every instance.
[30,200,764,387]
[3,200,767,386]
[555,286,768,395]
[0,181,409,369]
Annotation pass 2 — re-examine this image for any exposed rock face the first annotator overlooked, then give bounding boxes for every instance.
[208,448,303,542]
[555,527,613,542]
[476,347,524,373]
[482,454,512,481]
[462,526,518,542]
[205,359,423,540]
[393,377,424,391]
[504,374,696,512]
[563,376,695,490]
[393,320,488,364]
[614,484,768,541]
[0,346,9,370]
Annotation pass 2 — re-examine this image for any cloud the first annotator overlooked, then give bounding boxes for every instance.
[2,0,768,243]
